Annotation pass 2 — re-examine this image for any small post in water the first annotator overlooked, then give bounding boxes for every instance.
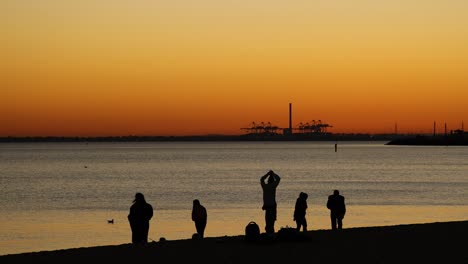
[335,143,338,152]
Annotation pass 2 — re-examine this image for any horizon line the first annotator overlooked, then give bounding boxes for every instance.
[0,132,449,138]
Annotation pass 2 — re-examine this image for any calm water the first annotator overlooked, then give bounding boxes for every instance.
[1,141,467,255]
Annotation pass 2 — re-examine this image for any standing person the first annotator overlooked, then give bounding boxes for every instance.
[294,192,308,232]
[128,192,154,244]
[327,190,346,230]
[191,199,207,239]
[260,170,281,234]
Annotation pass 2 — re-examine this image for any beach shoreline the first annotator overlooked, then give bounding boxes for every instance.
[2,220,467,263]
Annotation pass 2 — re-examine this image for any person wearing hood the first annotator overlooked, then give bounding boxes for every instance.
[294,192,308,232]
[192,199,208,239]
[128,192,154,244]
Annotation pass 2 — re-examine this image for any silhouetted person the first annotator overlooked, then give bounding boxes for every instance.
[192,199,207,239]
[294,192,308,232]
[327,190,346,230]
[260,170,281,234]
[128,192,153,244]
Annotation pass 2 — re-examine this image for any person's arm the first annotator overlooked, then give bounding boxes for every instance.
[260,171,270,186]
[128,206,134,221]
[203,206,207,220]
[147,204,154,220]
[293,202,298,220]
[192,208,196,221]
[342,197,346,214]
[272,171,281,186]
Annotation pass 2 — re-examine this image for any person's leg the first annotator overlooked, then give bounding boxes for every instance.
[265,208,275,234]
[195,221,201,236]
[295,220,301,231]
[272,206,277,233]
[330,213,337,230]
[303,217,308,232]
[130,223,137,243]
[265,210,273,233]
[337,216,343,230]
[200,220,207,238]
[142,222,149,243]
[195,220,206,238]
[134,225,144,244]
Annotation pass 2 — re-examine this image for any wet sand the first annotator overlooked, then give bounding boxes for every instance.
[1,220,467,264]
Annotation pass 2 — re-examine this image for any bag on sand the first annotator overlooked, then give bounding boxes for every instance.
[277,227,308,242]
[245,221,260,242]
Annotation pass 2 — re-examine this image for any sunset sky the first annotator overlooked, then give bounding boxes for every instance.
[2,0,467,136]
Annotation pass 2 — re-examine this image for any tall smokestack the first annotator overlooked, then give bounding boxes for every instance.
[289,103,292,134]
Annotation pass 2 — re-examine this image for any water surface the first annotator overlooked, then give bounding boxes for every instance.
[1,142,467,255]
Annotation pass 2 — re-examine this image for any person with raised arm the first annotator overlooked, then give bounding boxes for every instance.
[260,170,281,234]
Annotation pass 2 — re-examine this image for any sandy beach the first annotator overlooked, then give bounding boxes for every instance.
[1,220,466,264]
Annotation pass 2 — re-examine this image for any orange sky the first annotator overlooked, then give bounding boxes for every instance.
[1,0,467,136]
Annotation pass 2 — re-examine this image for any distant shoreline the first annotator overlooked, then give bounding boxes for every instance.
[0,134,400,143]
[3,133,466,145]
[386,133,468,146]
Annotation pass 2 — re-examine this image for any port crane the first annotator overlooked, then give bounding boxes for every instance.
[241,120,332,135]
[240,122,281,135]
[295,120,332,134]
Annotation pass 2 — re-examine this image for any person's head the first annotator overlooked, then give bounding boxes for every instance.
[193,199,200,206]
[333,190,339,195]
[133,192,146,203]
[300,192,308,200]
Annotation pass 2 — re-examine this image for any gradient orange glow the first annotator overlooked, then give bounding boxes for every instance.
[2,0,467,136]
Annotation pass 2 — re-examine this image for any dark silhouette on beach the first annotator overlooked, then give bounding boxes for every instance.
[327,190,346,230]
[260,170,281,234]
[244,221,261,242]
[3,221,467,263]
[192,199,207,239]
[128,193,153,244]
[294,192,308,232]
